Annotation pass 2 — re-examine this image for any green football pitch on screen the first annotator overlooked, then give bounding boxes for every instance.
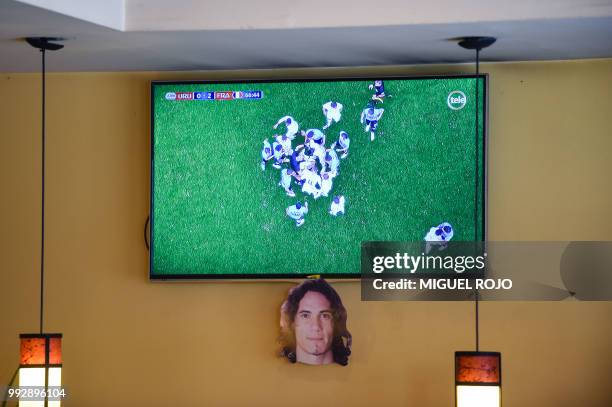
[151,77,485,278]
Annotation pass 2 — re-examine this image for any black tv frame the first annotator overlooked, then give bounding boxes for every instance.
[149,73,488,281]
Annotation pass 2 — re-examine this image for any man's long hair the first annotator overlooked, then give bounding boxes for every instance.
[279,278,352,366]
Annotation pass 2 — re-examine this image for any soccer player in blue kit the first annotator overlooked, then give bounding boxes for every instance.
[331,131,350,159]
[368,80,385,103]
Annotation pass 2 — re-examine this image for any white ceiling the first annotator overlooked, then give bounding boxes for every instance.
[1,0,612,72]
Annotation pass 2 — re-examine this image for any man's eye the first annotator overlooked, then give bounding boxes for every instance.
[299,313,310,319]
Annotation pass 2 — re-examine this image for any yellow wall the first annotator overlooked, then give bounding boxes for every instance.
[1,59,611,406]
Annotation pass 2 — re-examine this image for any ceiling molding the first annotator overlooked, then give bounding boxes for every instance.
[2,0,612,72]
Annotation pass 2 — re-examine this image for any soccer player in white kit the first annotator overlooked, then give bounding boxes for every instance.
[301,129,326,146]
[322,101,343,130]
[275,134,293,156]
[298,155,316,174]
[272,142,284,169]
[332,131,350,159]
[306,138,327,169]
[329,196,345,216]
[424,222,454,253]
[261,138,273,171]
[279,168,296,197]
[286,201,309,227]
[273,116,299,139]
[360,106,385,141]
[324,148,340,176]
[300,168,323,199]
[320,172,333,197]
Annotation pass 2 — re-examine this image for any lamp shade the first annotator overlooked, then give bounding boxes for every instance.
[455,351,501,407]
[19,333,62,407]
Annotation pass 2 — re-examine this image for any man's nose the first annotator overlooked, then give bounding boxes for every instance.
[309,316,323,330]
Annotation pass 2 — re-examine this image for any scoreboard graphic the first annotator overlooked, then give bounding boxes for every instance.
[164,90,263,101]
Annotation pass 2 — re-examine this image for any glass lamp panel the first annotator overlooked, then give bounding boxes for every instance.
[19,367,45,386]
[18,400,44,407]
[18,367,62,407]
[48,367,61,386]
[49,367,62,406]
[19,367,45,407]
[20,338,47,365]
[49,338,62,364]
[456,353,500,384]
[456,385,500,407]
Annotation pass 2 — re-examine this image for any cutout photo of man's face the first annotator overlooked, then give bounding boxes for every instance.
[279,278,352,366]
[293,291,334,365]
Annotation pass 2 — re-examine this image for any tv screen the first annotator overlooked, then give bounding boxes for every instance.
[150,76,486,279]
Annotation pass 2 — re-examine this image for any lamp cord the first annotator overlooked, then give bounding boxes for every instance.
[475,290,479,351]
[474,47,481,353]
[474,48,480,242]
[1,367,19,407]
[39,47,48,335]
[40,47,46,335]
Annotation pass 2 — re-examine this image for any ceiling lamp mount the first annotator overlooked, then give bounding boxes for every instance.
[14,35,66,407]
[25,37,66,51]
[457,36,497,51]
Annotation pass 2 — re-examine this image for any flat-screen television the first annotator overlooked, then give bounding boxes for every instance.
[150,75,486,279]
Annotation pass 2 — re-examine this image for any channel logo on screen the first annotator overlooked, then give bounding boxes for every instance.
[447,90,467,110]
[166,90,264,101]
